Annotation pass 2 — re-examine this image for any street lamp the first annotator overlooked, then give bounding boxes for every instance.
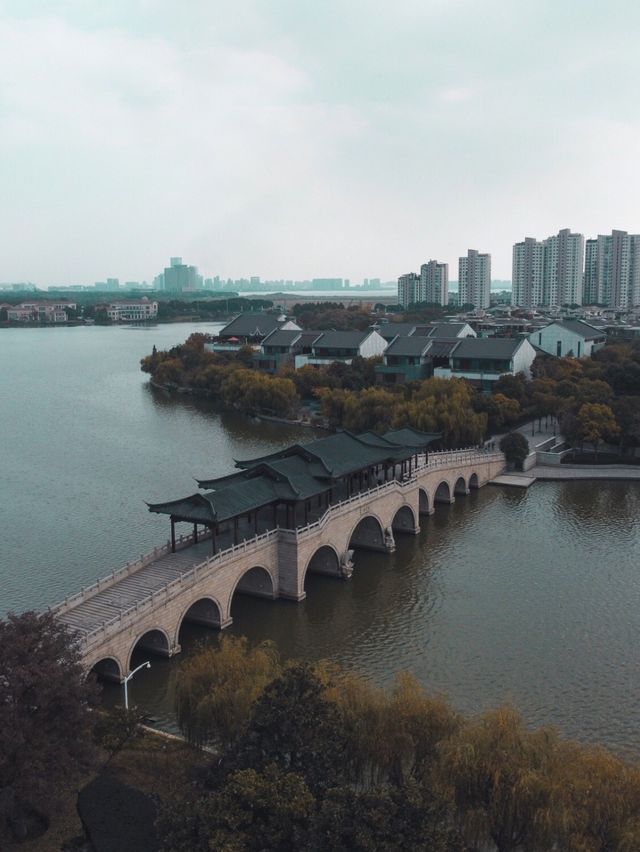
[122,660,150,710]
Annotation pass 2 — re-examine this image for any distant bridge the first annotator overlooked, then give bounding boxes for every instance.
[52,448,504,681]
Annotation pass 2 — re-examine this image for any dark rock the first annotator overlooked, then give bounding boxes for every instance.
[77,773,159,852]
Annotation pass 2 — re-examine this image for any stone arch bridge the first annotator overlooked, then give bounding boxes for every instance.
[52,449,504,681]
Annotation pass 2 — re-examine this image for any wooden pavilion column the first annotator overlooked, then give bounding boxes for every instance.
[304,501,309,525]
[233,517,239,546]
[211,524,217,555]
[272,503,278,528]
[170,518,176,553]
[193,523,198,543]
[253,510,259,535]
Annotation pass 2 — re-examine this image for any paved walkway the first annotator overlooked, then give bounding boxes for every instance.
[491,463,640,488]
[532,464,640,481]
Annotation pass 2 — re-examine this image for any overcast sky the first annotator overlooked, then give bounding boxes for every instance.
[1,1,639,285]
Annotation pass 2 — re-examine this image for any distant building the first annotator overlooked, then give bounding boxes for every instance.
[311,278,344,290]
[397,273,420,308]
[583,230,640,309]
[7,300,76,323]
[160,257,202,291]
[419,260,449,306]
[529,319,606,358]
[458,250,491,309]
[512,238,543,308]
[105,298,158,322]
[542,228,584,307]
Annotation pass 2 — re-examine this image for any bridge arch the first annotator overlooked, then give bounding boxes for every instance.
[176,596,223,644]
[391,504,418,534]
[89,656,123,683]
[434,480,453,504]
[303,545,342,586]
[454,476,469,496]
[128,627,172,670]
[348,514,386,552]
[230,565,276,605]
[469,472,479,489]
[418,488,430,516]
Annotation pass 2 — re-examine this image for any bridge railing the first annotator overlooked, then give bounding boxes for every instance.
[58,447,504,650]
[76,527,282,653]
[50,526,213,616]
[293,448,504,539]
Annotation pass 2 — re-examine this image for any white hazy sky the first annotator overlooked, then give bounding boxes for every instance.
[2,1,640,284]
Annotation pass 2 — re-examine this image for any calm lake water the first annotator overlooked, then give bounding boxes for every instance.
[1,324,639,757]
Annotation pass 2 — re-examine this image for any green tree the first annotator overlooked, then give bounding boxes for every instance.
[231,663,348,794]
[304,783,463,852]
[174,636,280,749]
[0,612,97,841]
[499,431,529,470]
[158,765,314,852]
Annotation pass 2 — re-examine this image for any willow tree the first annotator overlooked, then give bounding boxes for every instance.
[174,636,280,749]
[438,705,558,852]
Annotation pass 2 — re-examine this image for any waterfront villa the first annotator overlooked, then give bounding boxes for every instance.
[305,329,387,366]
[529,319,606,358]
[7,300,76,323]
[104,298,158,322]
[435,336,538,390]
[216,312,301,344]
[147,427,441,553]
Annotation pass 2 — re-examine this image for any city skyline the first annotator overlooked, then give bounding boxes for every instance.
[2,2,639,284]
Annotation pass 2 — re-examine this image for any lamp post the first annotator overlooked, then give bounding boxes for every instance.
[122,661,150,710]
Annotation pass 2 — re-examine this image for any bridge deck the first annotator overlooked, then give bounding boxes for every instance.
[59,538,218,634]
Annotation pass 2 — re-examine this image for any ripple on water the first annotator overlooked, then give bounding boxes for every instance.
[3,327,640,757]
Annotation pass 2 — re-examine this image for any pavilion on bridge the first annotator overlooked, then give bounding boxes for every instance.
[147,428,441,554]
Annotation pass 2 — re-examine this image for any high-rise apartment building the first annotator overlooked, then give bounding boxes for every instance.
[397,272,420,308]
[542,228,584,307]
[458,250,491,309]
[512,238,543,308]
[162,258,202,291]
[583,230,640,309]
[419,260,449,306]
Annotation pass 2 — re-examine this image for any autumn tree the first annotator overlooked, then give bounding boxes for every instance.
[393,377,487,447]
[0,611,97,841]
[576,402,619,459]
[548,742,640,851]
[439,706,558,852]
[174,636,280,749]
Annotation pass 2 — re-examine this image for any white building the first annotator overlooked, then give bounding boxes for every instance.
[306,329,387,366]
[397,272,420,308]
[458,250,491,310]
[542,228,584,307]
[106,298,158,322]
[583,230,640,309]
[512,238,543,308]
[434,336,537,391]
[419,260,449,306]
[529,319,606,358]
